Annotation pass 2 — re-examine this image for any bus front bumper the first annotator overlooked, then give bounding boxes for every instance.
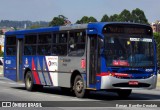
[100,75,157,90]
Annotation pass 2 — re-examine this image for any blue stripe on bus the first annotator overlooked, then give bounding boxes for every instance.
[37,58,46,85]
[43,57,52,85]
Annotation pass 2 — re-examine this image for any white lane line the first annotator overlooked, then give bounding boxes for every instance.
[0,81,7,83]
[2,88,10,91]
[0,80,25,85]
[50,95,62,98]
[18,83,25,86]
[8,82,16,85]
[70,98,86,101]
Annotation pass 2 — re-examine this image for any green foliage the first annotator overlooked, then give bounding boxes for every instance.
[49,17,65,26]
[101,14,110,22]
[109,14,119,22]
[154,32,160,66]
[0,51,3,57]
[0,30,3,35]
[131,8,148,24]
[76,16,97,24]
[101,8,148,24]
[118,9,131,22]
[89,17,97,22]
[29,25,42,29]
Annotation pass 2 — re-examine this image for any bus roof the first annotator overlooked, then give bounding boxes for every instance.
[5,22,151,36]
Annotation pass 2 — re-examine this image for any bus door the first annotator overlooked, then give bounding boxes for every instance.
[87,35,98,86]
[16,36,23,81]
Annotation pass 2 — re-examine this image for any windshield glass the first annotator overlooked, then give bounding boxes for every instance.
[104,34,154,67]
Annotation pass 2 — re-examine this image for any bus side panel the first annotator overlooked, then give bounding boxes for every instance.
[23,56,41,85]
[45,56,58,86]
[23,56,55,86]
[57,56,87,88]
[4,56,17,81]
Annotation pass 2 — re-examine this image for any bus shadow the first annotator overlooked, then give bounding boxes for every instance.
[11,86,160,101]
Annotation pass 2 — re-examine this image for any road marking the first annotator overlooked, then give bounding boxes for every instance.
[70,98,86,101]
[2,88,10,91]
[0,81,6,83]
[9,82,16,85]
[50,95,62,98]
[18,83,25,86]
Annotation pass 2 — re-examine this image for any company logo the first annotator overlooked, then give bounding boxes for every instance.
[25,58,28,65]
[48,61,57,67]
[1,102,42,107]
[48,61,51,66]
[2,102,11,107]
[24,58,29,68]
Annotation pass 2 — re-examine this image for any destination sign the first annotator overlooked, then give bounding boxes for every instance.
[103,24,152,35]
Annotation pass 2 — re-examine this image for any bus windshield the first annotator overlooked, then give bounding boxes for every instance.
[104,34,154,67]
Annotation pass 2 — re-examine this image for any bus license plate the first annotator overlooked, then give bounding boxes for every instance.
[129,81,139,85]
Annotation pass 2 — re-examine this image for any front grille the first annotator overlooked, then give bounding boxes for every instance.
[115,76,151,79]
[113,83,150,88]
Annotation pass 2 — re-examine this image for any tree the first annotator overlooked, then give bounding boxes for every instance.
[76,16,97,24]
[154,32,160,67]
[49,16,65,26]
[89,16,97,22]
[29,25,42,29]
[0,51,3,57]
[118,9,131,22]
[78,16,89,24]
[131,8,148,24]
[109,14,119,22]
[101,14,110,22]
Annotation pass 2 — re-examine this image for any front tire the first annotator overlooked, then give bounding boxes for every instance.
[73,75,88,98]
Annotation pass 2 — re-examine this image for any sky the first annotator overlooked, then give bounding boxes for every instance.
[0,0,160,23]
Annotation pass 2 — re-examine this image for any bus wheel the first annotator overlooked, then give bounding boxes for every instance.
[73,75,87,98]
[25,71,35,91]
[117,89,132,98]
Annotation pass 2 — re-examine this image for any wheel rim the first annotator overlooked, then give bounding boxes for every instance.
[26,75,32,88]
[75,79,83,93]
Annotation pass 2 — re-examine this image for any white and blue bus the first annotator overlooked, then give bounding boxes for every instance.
[4,22,157,98]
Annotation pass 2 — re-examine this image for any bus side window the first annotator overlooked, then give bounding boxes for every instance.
[24,35,37,56]
[37,45,51,55]
[38,34,52,44]
[52,33,67,56]
[6,36,16,56]
[37,33,52,55]
[68,31,86,56]
[6,46,16,55]
[24,46,36,55]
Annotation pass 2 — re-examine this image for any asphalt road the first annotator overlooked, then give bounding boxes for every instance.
[0,76,160,110]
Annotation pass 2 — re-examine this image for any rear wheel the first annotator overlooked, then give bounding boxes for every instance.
[25,71,35,91]
[73,75,88,98]
[25,71,43,91]
[117,89,132,98]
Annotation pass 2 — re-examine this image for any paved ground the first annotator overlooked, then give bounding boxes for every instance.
[0,76,160,110]
[0,66,160,109]
[0,66,3,76]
